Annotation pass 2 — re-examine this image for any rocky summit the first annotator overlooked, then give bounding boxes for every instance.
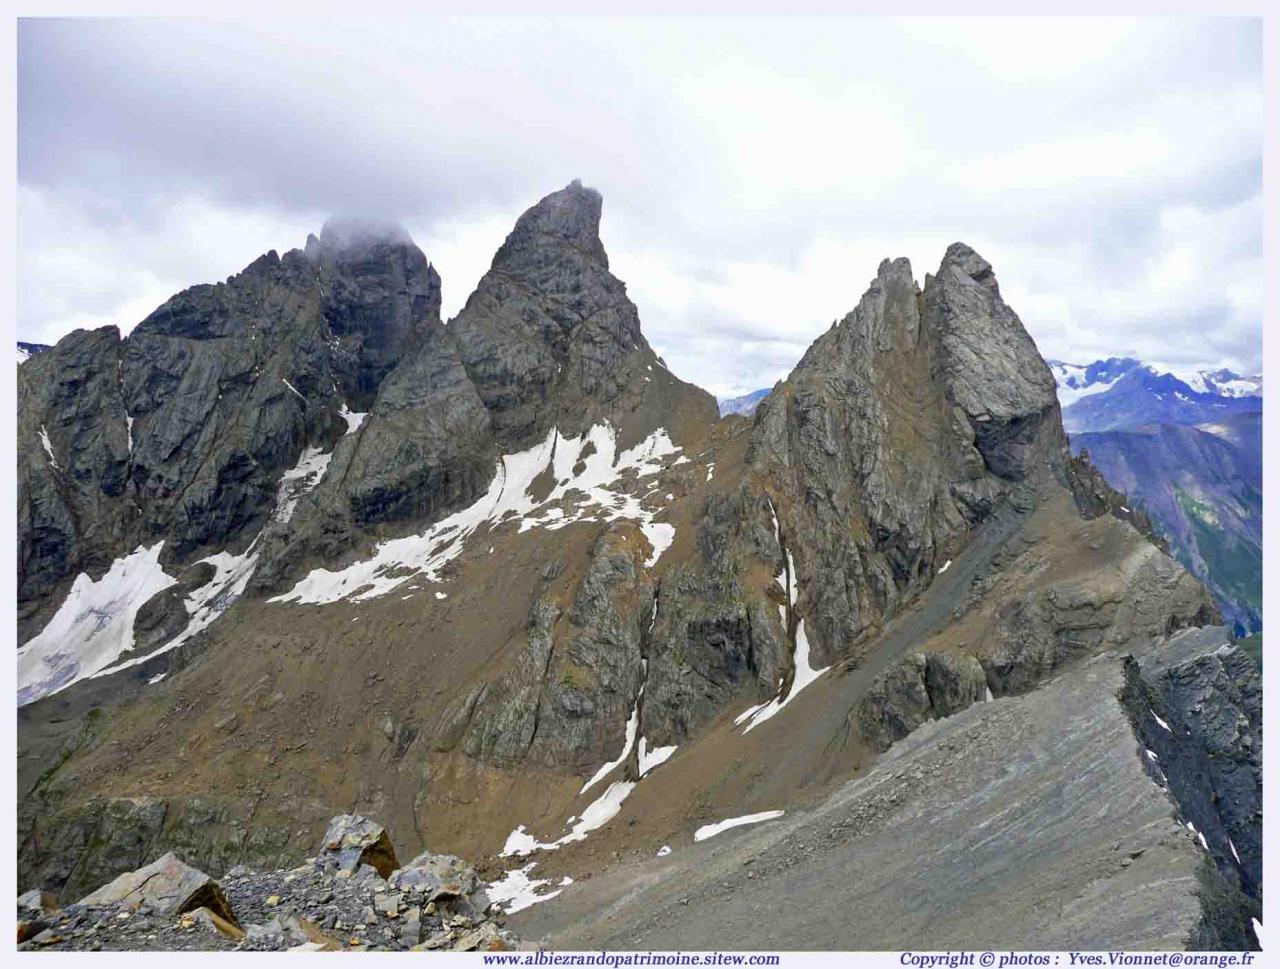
[17,181,1260,951]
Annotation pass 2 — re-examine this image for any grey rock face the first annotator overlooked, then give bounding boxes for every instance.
[926,243,1063,480]
[18,795,168,905]
[747,248,1066,670]
[449,180,714,451]
[641,488,792,748]
[17,225,442,639]
[18,790,312,905]
[440,531,649,773]
[18,327,135,637]
[1124,628,1262,905]
[856,651,988,752]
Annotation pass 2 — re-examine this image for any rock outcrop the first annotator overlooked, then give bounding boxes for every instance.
[317,815,399,879]
[78,852,237,924]
[748,247,1067,675]
[1123,628,1262,907]
[856,651,988,752]
[18,226,440,633]
[18,816,518,953]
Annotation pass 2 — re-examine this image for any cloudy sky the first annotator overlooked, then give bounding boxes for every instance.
[18,17,1263,398]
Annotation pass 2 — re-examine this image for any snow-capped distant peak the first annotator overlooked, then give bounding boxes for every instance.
[1050,357,1263,411]
[1158,366,1261,399]
[1047,358,1141,408]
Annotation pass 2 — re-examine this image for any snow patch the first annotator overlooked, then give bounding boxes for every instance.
[281,377,305,401]
[274,446,334,524]
[737,619,828,733]
[938,559,952,574]
[18,544,175,705]
[641,522,675,568]
[39,425,58,470]
[95,539,263,680]
[637,737,677,776]
[693,811,785,842]
[1169,370,1209,394]
[706,463,715,482]
[656,845,672,858]
[1050,363,1124,408]
[272,423,686,605]
[486,864,562,914]
[1152,711,1172,732]
[147,672,167,685]
[338,404,367,434]
[502,781,637,857]
[126,415,135,453]
[581,676,643,795]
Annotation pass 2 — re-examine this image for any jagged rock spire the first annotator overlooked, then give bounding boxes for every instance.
[493,179,609,270]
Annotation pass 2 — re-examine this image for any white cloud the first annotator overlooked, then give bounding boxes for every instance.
[17,17,1262,391]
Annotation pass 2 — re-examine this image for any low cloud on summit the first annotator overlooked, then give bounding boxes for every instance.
[18,17,1263,397]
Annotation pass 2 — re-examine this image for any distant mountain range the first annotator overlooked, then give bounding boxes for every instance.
[17,342,51,365]
[1049,358,1261,433]
[1050,358,1262,636]
[717,387,771,417]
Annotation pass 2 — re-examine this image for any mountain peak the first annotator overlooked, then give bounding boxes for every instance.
[939,241,997,288]
[495,180,608,269]
[311,217,415,259]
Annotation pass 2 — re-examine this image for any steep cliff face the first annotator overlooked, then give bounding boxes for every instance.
[748,246,1067,670]
[450,180,702,450]
[17,225,441,642]
[16,185,1253,949]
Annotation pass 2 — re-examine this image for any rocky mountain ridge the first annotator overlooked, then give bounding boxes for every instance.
[1074,415,1261,635]
[16,181,1256,950]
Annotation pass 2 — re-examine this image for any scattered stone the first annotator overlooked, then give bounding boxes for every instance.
[17,815,517,952]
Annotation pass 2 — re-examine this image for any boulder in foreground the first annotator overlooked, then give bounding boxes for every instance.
[318,814,400,878]
[78,852,237,925]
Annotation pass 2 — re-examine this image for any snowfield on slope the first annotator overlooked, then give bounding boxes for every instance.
[693,811,786,842]
[17,543,175,705]
[487,863,563,914]
[272,423,686,605]
[18,412,370,704]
